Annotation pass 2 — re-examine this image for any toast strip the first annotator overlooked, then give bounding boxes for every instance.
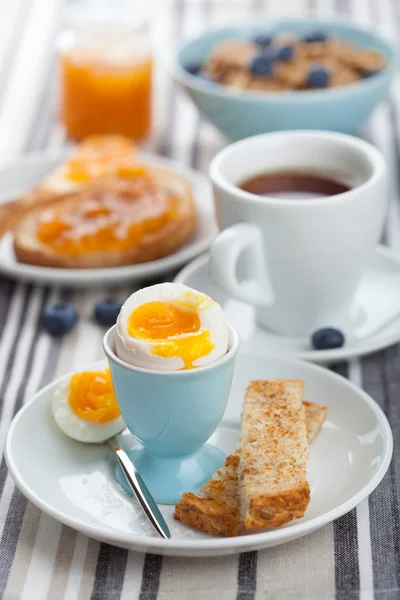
[240,380,309,529]
[174,399,328,536]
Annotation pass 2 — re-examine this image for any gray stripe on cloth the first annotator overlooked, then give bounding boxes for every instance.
[334,0,351,15]
[237,552,257,600]
[0,487,29,597]
[139,554,163,600]
[329,362,361,598]
[361,348,400,593]
[251,0,264,13]
[0,279,16,341]
[91,545,129,600]
[333,510,360,598]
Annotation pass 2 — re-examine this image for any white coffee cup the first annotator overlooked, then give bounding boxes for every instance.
[209,131,387,336]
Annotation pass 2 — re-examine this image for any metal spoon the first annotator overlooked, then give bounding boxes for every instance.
[107,435,171,539]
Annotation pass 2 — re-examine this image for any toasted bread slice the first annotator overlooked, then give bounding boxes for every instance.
[303,400,329,442]
[174,454,241,537]
[40,135,138,196]
[0,136,138,239]
[174,399,328,536]
[13,166,197,269]
[239,380,310,529]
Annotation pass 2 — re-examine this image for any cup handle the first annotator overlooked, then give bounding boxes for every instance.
[209,223,273,306]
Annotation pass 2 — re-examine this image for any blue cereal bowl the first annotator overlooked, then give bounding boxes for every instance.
[174,19,395,140]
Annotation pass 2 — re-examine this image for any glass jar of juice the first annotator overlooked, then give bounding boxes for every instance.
[58,3,152,141]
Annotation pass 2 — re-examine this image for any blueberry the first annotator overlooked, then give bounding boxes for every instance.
[42,302,78,337]
[185,63,202,76]
[276,45,294,61]
[250,54,274,77]
[307,65,329,88]
[304,31,327,43]
[252,34,273,47]
[311,328,345,350]
[94,300,123,326]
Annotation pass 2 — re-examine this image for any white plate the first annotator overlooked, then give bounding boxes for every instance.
[6,353,392,557]
[0,151,217,287]
[175,247,400,364]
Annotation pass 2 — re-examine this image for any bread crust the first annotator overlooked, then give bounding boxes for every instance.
[174,492,241,537]
[243,483,311,529]
[13,166,197,269]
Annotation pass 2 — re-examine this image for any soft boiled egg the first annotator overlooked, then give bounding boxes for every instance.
[116,283,229,371]
[52,368,125,443]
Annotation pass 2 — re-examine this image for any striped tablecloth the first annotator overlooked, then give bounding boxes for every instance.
[0,0,399,598]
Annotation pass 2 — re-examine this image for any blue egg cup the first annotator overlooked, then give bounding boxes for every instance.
[103,325,240,504]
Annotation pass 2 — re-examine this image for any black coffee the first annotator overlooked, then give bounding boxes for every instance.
[239,170,351,200]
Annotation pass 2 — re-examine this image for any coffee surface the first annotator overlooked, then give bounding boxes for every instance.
[239,170,351,200]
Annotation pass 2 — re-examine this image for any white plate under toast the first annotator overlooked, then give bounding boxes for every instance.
[5,352,392,557]
[0,151,216,287]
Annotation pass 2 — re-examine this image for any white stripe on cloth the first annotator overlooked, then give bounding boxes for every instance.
[349,359,374,600]
[20,514,62,600]
[63,533,94,600]
[120,552,146,600]
[0,0,25,78]
[0,0,62,162]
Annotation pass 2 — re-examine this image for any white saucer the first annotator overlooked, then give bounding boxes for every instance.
[6,354,392,557]
[175,246,400,364]
[0,151,217,287]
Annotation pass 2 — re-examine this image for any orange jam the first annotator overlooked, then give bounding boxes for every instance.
[36,175,177,255]
[68,369,120,423]
[64,135,139,183]
[127,301,215,369]
[60,53,152,141]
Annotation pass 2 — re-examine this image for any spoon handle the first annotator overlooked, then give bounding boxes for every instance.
[109,440,171,540]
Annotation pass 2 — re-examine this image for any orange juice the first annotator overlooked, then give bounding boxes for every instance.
[60,52,152,141]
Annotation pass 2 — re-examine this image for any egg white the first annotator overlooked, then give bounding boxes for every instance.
[52,379,125,443]
[116,282,229,371]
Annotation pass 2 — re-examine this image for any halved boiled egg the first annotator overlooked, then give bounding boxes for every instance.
[116,283,229,371]
[52,368,125,443]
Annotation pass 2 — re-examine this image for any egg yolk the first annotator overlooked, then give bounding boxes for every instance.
[68,369,120,423]
[127,301,215,369]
